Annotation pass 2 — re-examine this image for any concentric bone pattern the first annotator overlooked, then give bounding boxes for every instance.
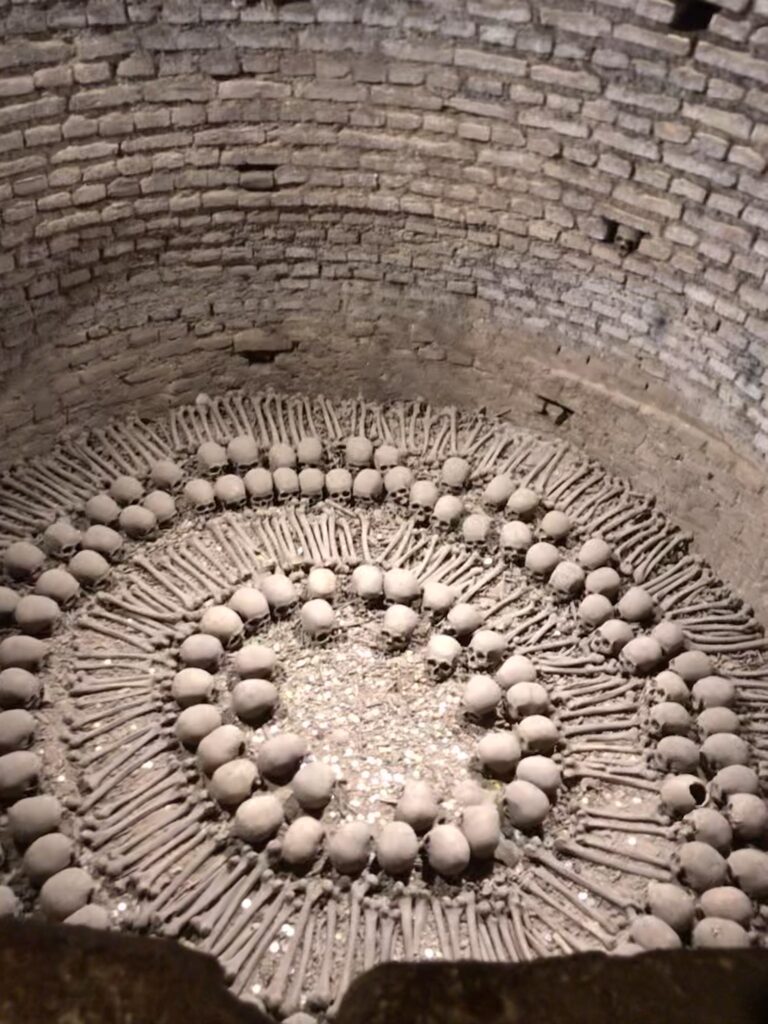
[0,391,767,1018]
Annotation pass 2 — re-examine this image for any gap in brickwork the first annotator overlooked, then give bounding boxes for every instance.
[602,218,646,254]
[670,0,721,31]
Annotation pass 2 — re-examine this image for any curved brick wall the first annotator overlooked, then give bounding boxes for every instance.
[0,0,766,608]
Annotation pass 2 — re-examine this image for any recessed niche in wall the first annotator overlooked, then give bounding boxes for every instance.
[670,0,721,31]
[602,218,646,254]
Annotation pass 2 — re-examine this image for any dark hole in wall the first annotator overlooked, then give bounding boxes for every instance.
[537,394,574,426]
[603,218,646,254]
[670,0,721,31]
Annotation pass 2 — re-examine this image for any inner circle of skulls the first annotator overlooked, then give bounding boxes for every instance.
[0,389,767,1020]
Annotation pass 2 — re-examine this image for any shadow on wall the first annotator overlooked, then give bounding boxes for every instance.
[2,919,768,1024]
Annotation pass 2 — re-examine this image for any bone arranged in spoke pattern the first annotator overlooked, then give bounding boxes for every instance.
[0,390,766,1019]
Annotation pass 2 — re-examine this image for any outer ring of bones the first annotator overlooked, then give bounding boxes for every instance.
[0,389,767,1019]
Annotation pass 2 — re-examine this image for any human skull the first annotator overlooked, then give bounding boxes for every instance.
[505,681,551,720]
[183,478,216,514]
[227,434,260,470]
[424,633,462,681]
[506,487,540,521]
[495,654,537,691]
[432,494,464,531]
[353,468,384,505]
[81,525,123,561]
[42,521,81,560]
[307,567,337,602]
[517,715,560,756]
[577,536,614,570]
[268,443,297,471]
[214,475,247,509]
[670,650,714,685]
[691,676,736,712]
[345,435,374,469]
[300,599,337,644]
[590,618,634,656]
[3,543,45,582]
[618,586,655,623]
[297,435,324,468]
[540,510,572,543]
[273,467,299,502]
[325,468,353,502]
[409,479,439,520]
[199,605,244,648]
[383,568,421,606]
[14,595,61,637]
[652,671,691,707]
[142,490,177,526]
[35,569,80,609]
[149,458,184,493]
[421,580,457,621]
[67,550,111,589]
[383,466,414,505]
[244,467,274,506]
[647,701,693,739]
[482,474,514,510]
[577,594,614,629]
[697,707,740,737]
[549,560,586,600]
[197,441,228,477]
[109,475,144,506]
[525,541,561,579]
[350,564,384,605]
[585,566,622,600]
[709,765,760,807]
[440,456,471,493]
[261,574,299,618]
[373,444,401,472]
[672,841,728,893]
[228,587,270,631]
[620,635,665,676]
[461,513,491,548]
[381,604,419,652]
[298,467,325,502]
[118,505,158,540]
[653,736,701,774]
[700,733,750,777]
[499,521,533,562]
[84,494,120,526]
[462,674,502,718]
[651,620,686,658]
[467,629,506,673]
[444,602,483,642]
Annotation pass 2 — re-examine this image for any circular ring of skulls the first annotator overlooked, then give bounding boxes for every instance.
[0,389,767,1019]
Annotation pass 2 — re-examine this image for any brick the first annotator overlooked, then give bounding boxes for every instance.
[682,102,752,141]
[144,75,216,102]
[613,23,691,57]
[0,96,65,130]
[454,48,527,76]
[0,76,35,98]
[606,84,679,115]
[594,125,659,160]
[540,8,611,34]
[613,182,682,221]
[69,84,141,112]
[696,42,768,87]
[530,64,600,92]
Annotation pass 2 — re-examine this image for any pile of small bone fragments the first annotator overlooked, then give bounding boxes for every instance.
[0,389,767,1021]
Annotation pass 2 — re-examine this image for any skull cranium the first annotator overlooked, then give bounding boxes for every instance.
[467,629,506,673]
[381,604,419,652]
[300,598,337,644]
[184,478,216,514]
[424,633,462,681]
[383,466,414,505]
